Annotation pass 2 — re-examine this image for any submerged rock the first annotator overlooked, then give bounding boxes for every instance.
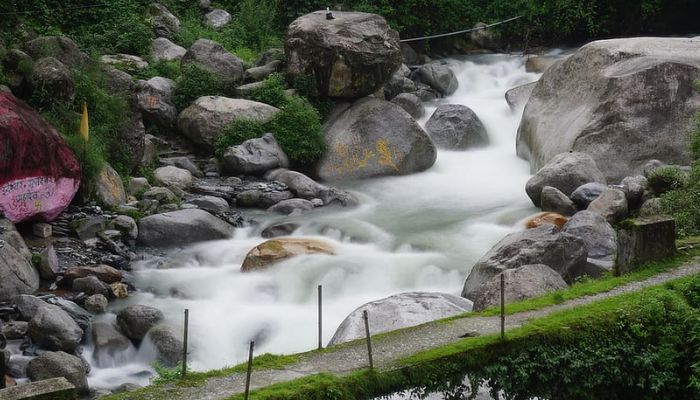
[425,104,489,150]
[329,292,472,345]
[117,305,164,341]
[241,238,335,271]
[27,351,88,393]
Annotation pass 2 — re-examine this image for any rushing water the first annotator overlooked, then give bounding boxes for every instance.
[87,54,541,390]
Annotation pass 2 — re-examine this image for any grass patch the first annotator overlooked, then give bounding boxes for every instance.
[172,64,237,110]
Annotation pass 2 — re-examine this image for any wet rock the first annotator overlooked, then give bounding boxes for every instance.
[524,212,568,230]
[461,224,587,299]
[2,320,28,340]
[94,163,127,208]
[177,96,279,149]
[0,241,39,302]
[525,55,561,73]
[92,322,131,366]
[267,199,314,215]
[525,152,606,207]
[241,238,335,271]
[384,70,417,100]
[261,223,298,238]
[472,264,567,311]
[63,265,123,284]
[221,133,289,175]
[236,190,294,208]
[587,188,628,224]
[425,104,488,150]
[110,282,129,299]
[72,276,110,298]
[48,297,92,331]
[205,9,231,28]
[570,182,607,208]
[138,209,233,247]
[317,97,436,180]
[181,39,244,83]
[505,81,536,110]
[27,351,88,393]
[29,57,75,103]
[0,93,81,223]
[117,305,164,340]
[329,292,472,345]
[149,3,180,39]
[417,62,458,96]
[286,11,401,98]
[150,37,186,62]
[540,186,577,216]
[154,166,193,190]
[28,306,83,352]
[390,93,424,119]
[561,211,617,277]
[145,325,183,367]
[186,196,229,215]
[84,294,108,314]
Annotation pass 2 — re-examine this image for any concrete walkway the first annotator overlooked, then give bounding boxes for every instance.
[116,261,700,400]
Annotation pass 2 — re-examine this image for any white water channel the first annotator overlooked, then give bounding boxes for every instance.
[87,54,541,390]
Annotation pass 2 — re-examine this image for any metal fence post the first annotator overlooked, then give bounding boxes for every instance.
[318,285,323,350]
[500,274,505,340]
[244,341,255,400]
[363,310,374,370]
[181,309,189,378]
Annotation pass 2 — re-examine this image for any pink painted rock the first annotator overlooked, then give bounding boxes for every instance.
[0,92,81,223]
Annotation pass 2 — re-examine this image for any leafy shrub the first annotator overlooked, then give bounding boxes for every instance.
[151,361,183,384]
[135,59,181,81]
[172,65,237,110]
[215,95,325,165]
[244,73,288,108]
[647,166,687,195]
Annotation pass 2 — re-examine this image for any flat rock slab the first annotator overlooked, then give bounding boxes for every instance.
[0,377,76,400]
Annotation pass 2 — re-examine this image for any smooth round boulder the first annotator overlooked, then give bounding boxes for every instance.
[177,96,280,149]
[0,241,39,302]
[94,163,127,209]
[84,294,108,314]
[425,104,489,150]
[187,196,230,215]
[417,62,459,96]
[136,77,177,130]
[329,292,472,345]
[267,199,315,215]
[137,209,233,247]
[110,215,139,240]
[525,152,607,207]
[316,97,437,181]
[241,238,335,271]
[587,188,628,224]
[540,186,577,216]
[117,305,164,341]
[472,264,567,311]
[29,57,75,103]
[72,276,110,298]
[390,93,424,119]
[461,225,587,300]
[92,321,132,366]
[149,3,180,39]
[570,182,607,208]
[27,351,88,393]
[145,325,183,367]
[205,9,231,29]
[154,166,193,190]
[28,306,83,352]
[505,81,537,110]
[561,210,617,277]
[285,11,401,98]
[150,37,186,62]
[517,38,700,182]
[221,133,289,175]
[23,36,89,68]
[181,39,244,83]
[2,320,28,340]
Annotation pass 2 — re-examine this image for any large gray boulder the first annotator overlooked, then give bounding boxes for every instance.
[517,37,700,182]
[0,219,32,261]
[145,325,184,367]
[264,168,358,206]
[285,11,401,98]
[328,292,472,345]
[154,166,193,190]
[425,104,489,150]
[221,133,289,175]
[384,66,417,100]
[525,152,607,207]
[417,62,459,96]
[138,209,233,247]
[177,96,280,149]
[570,182,607,208]
[117,305,164,341]
[540,186,577,216]
[0,240,39,302]
[187,196,230,215]
[29,57,75,103]
[94,163,127,208]
[205,9,231,29]
[91,322,132,367]
[136,77,177,130]
[149,3,180,39]
[472,264,567,311]
[181,39,244,83]
[587,188,628,224]
[27,351,88,393]
[316,97,437,181]
[150,37,186,62]
[28,306,83,352]
[461,225,587,300]
[505,81,537,110]
[23,36,89,68]
[390,93,424,119]
[561,211,617,277]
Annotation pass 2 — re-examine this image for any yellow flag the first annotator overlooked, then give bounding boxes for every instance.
[79,101,89,144]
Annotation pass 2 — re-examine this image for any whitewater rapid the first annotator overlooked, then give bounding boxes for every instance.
[87,54,541,390]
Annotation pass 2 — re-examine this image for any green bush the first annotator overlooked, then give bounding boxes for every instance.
[244,73,288,108]
[215,95,325,165]
[647,166,687,195]
[135,59,181,81]
[172,64,237,110]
